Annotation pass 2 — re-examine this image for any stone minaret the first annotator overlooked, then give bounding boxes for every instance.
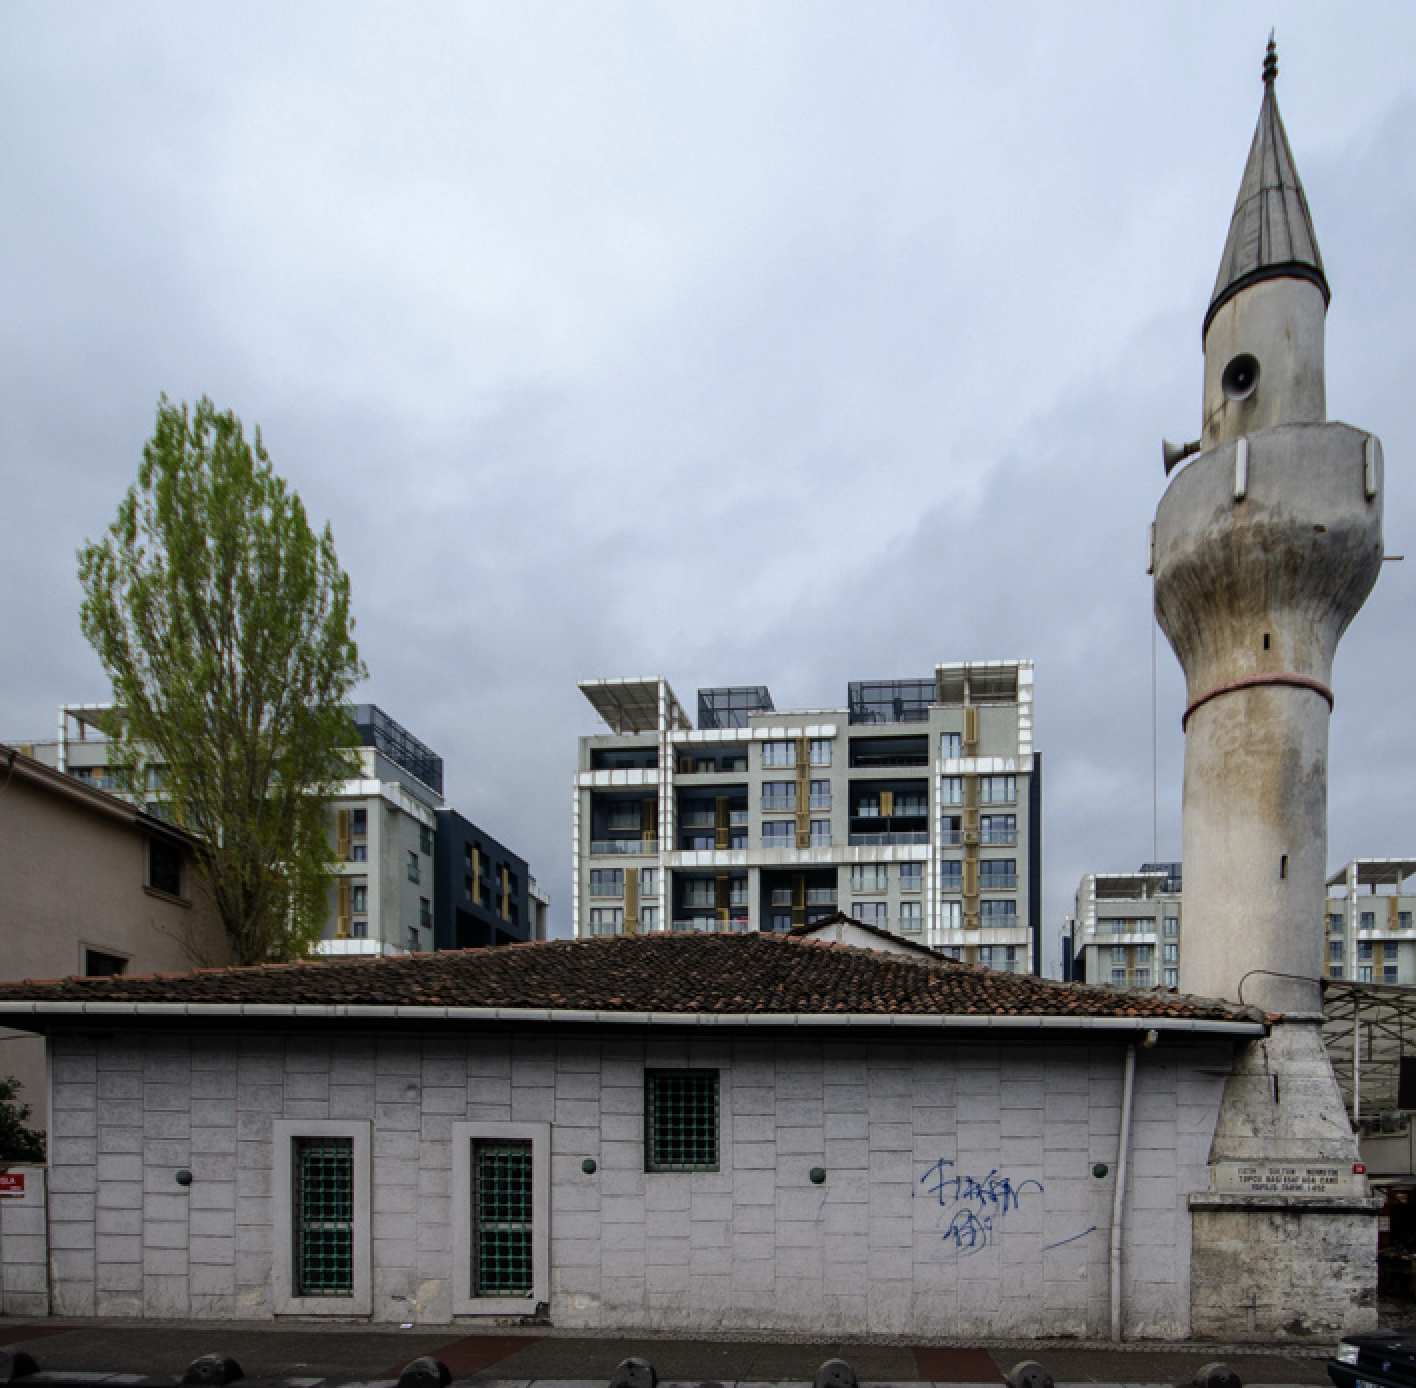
[1155,40,1383,1015]
[1152,40,1383,1340]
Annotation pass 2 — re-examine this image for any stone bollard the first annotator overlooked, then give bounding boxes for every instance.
[180,1356,244,1386]
[609,1357,657,1388]
[397,1359,452,1388]
[815,1360,858,1388]
[1194,1365,1242,1388]
[1005,1362,1054,1388]
[0,1352,37,1385]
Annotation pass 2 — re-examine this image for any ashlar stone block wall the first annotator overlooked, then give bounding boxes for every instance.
[44,1027,1231,1338]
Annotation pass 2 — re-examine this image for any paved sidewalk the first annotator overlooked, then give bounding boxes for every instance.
[0,1321,1336,1388]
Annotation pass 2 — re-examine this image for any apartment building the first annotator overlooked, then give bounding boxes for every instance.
[572,660,1041,971]
[433,808,550,949]
[1325,859,1416,985]
[1067,863,1183,990]
[23,701,547,957]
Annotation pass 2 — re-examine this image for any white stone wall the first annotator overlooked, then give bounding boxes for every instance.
[44,1027,1230,1338]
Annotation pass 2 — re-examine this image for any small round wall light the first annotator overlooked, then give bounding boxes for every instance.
[581,1158,598,1175]
[809,1167,827,1185]
[175,1170,193,1187]
[1092,1163,1109,1180]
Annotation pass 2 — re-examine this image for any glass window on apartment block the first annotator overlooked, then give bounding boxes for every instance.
[1134,943,1152,963]
[293,1137,355,1298]
[1403,912,1415,931]
[1330,940,1344,961]
[1359,941,1375,961]
[1134,968,1151,988]
[1163,942,1178,962]
[639,905,660,931]
[980,814,1016,844]
[645,1070,719,1172]
[1163,968,1179,988]
[809,780,831,809]
[589,908,622,935]
[940,733,962,759]
[350,808,367,837]
[809,820,831,846]
[1386,965,1400,984]
[770,912,792,933]
[980,899,1016,922]
[1360,966,1375,983]
[939,776,963,806]
[900,863,922,893]
[1329,965,1343,979]
[939,899,962,930]
[979,859,1016,889]
[351,883,368,914]
[1329,913,1343,934]
[147,837,183,897]
[419,824,433,855]
[979,775,1016,804]
[1111,945,1127,964]
[1163,916,1179,936]
[762,741,795,769]
[851,864,887,893]
[809,739,831,766]
[351,842,367,862]
[762,781,797,809]
[1110,968,1127,986]
[471,1139,534,1297]
[1361,911,1376,929]
[639,868,660,897]
[855,901,887,926]
[900,901,923,932]
[407,851,420,884]
[607,802,640,830]
[589,869,624,897]
[762,821,793,845]
[352,920,368,939]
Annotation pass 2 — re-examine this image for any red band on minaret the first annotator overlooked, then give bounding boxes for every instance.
[1182,672,1334,730]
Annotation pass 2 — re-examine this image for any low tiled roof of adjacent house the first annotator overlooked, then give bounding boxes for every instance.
[0,932,1264,1030]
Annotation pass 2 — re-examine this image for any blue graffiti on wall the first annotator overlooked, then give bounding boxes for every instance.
[917,1159,1045,1256]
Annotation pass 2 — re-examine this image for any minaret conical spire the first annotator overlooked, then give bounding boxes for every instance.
[1205,36,1329,336]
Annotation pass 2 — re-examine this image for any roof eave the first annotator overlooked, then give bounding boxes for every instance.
[0,1000,1267,1037]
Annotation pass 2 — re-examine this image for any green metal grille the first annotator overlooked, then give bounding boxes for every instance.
[293,1137,354,1297]
[473,1140,533,1296]
[645,1070,719,1171]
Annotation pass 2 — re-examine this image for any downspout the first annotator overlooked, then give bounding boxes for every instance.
[1109,1039,1140,1342]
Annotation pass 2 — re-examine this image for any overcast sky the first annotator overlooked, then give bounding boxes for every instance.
[4,4,1415,973]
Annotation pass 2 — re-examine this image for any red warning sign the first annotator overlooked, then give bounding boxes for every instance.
[0,1172,26,1198]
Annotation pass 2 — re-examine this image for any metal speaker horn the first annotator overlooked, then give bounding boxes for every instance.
[1162,438,1201,475]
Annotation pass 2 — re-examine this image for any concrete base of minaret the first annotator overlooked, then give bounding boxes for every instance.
[1189,1018,1380,1340]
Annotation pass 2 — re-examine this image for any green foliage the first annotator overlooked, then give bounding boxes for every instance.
[0,1076,46,1163]
[78,396,367,964]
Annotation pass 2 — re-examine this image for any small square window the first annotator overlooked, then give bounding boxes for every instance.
[351,843,368,862]
[84,949,127,978]
[419,824,433,855]
[407,851,420,884]
[645,1070,719,1172]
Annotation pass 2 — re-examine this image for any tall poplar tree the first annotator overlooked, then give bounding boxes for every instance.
[78,397,366,964]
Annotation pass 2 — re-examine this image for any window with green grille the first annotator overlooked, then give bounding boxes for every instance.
[292,1137,354,1297]
[472,1139,534,1296]
[645,1069,719,1171]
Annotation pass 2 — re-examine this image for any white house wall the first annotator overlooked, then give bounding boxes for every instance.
[45,1027,1229,1338]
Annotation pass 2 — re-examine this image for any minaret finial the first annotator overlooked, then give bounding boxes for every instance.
[1263,31,1277,86]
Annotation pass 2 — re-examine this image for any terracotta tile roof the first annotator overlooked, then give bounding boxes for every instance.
[0,932,1260,1024]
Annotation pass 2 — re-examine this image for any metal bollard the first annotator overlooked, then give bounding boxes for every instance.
[608,1358,657,1388]
[180,1356,244,1386]
[1194,1364,1243,1388]
[1006,1362,1054,1388]
[815,1359,858,1388]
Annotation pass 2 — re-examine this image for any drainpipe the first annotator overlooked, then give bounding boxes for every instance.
[1110,1039,1140,1342]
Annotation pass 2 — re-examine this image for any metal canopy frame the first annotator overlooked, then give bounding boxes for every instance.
[1323,978,1416,1122]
